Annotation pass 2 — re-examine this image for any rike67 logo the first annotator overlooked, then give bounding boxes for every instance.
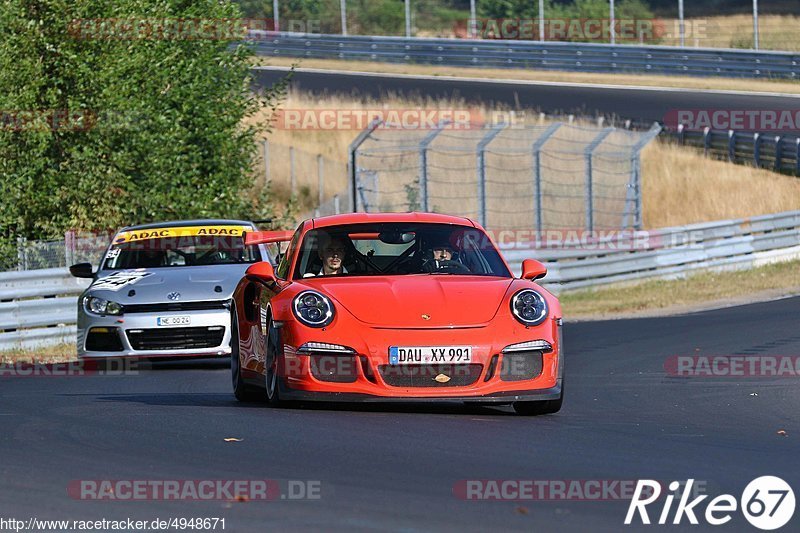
[626,477,795,530]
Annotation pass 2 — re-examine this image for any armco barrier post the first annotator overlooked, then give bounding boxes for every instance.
[796,138,800,174]
[753,133,761,167]
[774,136,783,171]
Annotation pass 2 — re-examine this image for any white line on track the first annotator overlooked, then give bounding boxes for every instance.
[253,66,800,99]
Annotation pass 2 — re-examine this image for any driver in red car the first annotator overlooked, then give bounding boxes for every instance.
[423,237,469,273]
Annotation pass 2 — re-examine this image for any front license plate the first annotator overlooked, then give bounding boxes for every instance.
[157,316,191,326]
[389,346,472,365]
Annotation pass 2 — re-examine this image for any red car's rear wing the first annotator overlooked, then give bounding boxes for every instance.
[245,230,294,246]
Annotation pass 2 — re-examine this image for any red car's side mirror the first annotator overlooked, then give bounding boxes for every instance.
[246,261,276,284]
[521,259,547,281]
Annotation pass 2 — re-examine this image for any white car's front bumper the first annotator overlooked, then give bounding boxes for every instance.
[77,308,232,359]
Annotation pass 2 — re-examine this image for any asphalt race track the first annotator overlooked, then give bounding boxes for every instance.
[251,67,800,127]
[1,297,798,532]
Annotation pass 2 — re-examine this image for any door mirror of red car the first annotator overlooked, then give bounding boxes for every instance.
[69,262,94,279]
[246,261,276,284]
[521,259,547,281]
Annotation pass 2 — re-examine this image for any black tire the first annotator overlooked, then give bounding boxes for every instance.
[231,310,261,402]
[512,382,563,416]
[264,317,284,406]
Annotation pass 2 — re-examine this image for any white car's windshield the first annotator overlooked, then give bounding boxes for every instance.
[102,225,260,269]
[293,223,510,279]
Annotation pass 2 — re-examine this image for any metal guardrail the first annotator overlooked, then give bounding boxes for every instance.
[250,32,800,79]
[669,127,800,175]
[2,210,800,349]
[0,269,89,351]
[506,210,800,292]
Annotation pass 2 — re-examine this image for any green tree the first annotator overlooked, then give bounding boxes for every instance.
[0,0,288,267]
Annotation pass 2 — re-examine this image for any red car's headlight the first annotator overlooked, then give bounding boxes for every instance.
[293,290,335,328]
[510,289,548,326]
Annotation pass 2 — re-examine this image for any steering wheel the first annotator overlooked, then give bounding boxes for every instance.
[425,259,471,274]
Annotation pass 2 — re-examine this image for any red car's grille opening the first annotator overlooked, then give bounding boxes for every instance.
[378,364,483,387]
[484,355,499,381]
[309,355,359,383]
[122,301,228,313]
[499,351,543,381]
[358,356,378,384]
[85,327,124,352]
[126,326,225,351]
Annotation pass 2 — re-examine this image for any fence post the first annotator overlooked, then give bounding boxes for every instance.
[64,230,75,267]
[348,119,383,212]
[317,154,324,206]
[728,130,736,162]
[289,147,296,196]
[418,121,449,212]
[531,123,562,237]
[623,124,662,230]
[17,237,26,271]
[262,139,270,185]
[476,123,506,227]
[584,128,614,232]
[703,127,711,157]
[774,135,783,172]
[677,123,685,145]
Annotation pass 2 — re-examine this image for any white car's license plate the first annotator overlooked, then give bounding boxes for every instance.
[157,316,191,326]
[389,346,472,365]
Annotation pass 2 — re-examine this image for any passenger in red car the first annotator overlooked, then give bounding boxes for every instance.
[319,237,348,275]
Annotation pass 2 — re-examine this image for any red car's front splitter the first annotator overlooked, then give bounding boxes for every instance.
[277,379,562,403]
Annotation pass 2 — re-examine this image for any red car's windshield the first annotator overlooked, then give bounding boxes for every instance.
[292,223,510,279]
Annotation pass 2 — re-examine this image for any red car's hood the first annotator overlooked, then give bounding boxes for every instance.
[310,276,514,328]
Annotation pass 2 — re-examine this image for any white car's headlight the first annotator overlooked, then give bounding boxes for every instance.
[510,289,548,326]
[84,296,123,316]
[293,291,334,328]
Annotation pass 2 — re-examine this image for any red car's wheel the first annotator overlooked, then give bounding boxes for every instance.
[264,318,284,406]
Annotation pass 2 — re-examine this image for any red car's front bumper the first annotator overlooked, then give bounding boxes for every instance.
[274,316,562,402]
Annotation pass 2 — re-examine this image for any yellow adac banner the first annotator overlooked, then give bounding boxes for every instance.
[113,225,250,244]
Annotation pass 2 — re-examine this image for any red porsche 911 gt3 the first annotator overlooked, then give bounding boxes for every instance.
[230,212,563,415]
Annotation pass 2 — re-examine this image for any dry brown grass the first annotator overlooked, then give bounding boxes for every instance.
[0,344,76,364]
[255,91,800,229]
[561,258,800,319]
[641,142,800,228]
[657,14,800,51]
